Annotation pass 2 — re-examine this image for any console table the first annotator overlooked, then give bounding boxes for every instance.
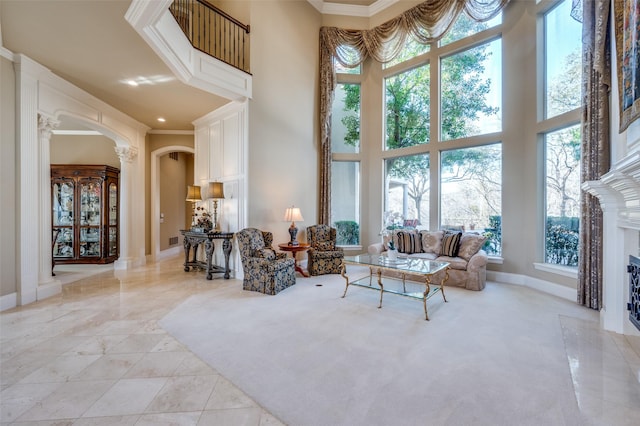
[180,230,234,280]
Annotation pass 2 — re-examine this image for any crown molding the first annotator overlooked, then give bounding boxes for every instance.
[308,0,399,17]
[148,129,194,135]
[1,46,14,61]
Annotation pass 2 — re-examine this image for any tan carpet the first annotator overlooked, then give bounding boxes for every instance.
[160,268,597,426]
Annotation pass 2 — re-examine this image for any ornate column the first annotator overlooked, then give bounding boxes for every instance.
[38,114,60,291]
[114,145,138,270]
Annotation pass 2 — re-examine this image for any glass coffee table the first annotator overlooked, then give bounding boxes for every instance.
[340,254,450,320]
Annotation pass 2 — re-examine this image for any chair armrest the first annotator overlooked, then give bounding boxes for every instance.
[467,250,488,271]
[368,242,385,255]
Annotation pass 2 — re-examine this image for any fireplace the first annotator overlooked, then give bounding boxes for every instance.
[628,255,640,332]
[582,150,640,336]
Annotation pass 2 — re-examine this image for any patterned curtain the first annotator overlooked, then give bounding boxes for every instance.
[574,0,612,309]
[318,0,510,224]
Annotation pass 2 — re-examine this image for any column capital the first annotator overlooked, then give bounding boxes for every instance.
[38,114,60,139]
[115,146,139,163]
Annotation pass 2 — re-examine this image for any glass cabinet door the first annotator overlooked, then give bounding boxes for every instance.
[108,183,118,256]
[52,180,74,227]
[80,227,101,257]
[79,179,101,258]
[52,179,74,258]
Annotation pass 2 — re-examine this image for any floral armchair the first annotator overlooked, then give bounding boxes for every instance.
[236,228,296,295]
[306,224,344,276]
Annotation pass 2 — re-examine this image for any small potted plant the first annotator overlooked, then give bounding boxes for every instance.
[387,239,398,261]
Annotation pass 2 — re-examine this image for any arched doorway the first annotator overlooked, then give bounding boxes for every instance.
[150,145,195,261]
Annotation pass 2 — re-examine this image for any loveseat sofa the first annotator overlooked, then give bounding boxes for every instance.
[367,229,488,291]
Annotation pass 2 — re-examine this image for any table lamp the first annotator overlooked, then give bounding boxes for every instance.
[284,206,304,245]
[185,185,202,227]
[207,181,225,231]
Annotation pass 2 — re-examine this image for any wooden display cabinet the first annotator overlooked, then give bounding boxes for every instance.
[51,165,119,264]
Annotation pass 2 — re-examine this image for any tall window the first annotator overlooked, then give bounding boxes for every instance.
[331,161,360,246]
[385,154,430,227]
[331,80,362,245]
[544,126,581,266]
[440,144,502,255]
[331,10,504,254]
[332,83,360,153]
[541,0,582,266]
[381,11,502,255]
[440,38,502,141]
[544,0,582,118]
[385,64,430,149]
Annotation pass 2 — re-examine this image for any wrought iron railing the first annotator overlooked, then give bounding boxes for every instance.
[169,0,250,74]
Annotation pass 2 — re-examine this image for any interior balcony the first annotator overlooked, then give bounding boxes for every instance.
[126,0,252,102]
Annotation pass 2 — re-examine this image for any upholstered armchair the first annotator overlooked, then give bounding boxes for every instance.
[306,224,344,276]
[236,228,296,295]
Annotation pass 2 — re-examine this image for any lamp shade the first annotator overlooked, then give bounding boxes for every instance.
[185,185,202,202]
[207,182,225,199]
[283,206,304,222]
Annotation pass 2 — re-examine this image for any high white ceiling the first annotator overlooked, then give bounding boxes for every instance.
[0,0,394,131]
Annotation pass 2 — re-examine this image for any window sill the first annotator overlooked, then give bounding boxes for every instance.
[488,256,503,264]
[533,262,578,279]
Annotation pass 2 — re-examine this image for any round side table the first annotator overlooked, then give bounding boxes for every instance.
[278,243,310,277]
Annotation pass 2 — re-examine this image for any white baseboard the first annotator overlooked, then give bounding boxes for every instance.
[487,271,576,301]
[37,280,62,300]
[0,292,17,312]
[157,246,182,261]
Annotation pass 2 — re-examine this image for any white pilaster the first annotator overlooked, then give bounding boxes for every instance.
[37,114,61,294]
[14,56,40,305]
[114,146,138,270]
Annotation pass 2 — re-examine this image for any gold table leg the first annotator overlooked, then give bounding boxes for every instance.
[377,269,384,308]
[422,267,451,320]
[341,262,349,298]
[423,276,432,321]
[440,267,450,302]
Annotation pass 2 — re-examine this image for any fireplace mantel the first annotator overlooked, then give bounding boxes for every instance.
[583,151,640,230]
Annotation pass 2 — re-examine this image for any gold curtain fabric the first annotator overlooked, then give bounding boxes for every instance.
[318,0,509,225]
[576,0,612,310]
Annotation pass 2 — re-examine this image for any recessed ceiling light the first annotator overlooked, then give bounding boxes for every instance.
[126,80,138,87]
[157,117,166,122]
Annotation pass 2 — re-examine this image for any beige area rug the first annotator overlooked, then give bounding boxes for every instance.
[160,267,596,426]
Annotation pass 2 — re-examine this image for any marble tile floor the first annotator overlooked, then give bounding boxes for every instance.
[1,256,640,425]
[1,258,284,425]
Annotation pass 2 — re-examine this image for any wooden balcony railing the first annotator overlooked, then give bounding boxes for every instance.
[169,0,250,74]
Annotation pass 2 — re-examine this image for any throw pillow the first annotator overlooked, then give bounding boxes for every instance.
[396,231,422,254]
[439,231,462,257]
[458,233,487,261]
[253,248,275,260]
[420,230,444,254]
